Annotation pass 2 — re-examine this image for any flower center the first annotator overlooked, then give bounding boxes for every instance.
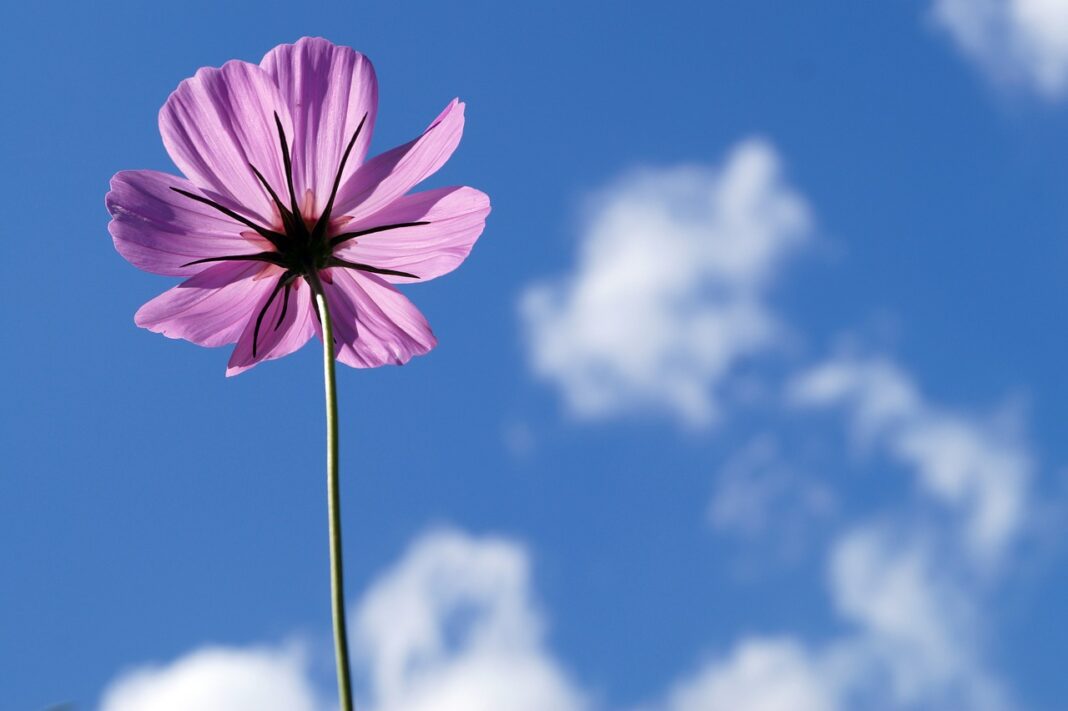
[169,111,429,356]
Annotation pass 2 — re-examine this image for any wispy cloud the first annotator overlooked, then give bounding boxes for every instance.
[831,523,1009,709]
[931,0,1068,98]
[662,351,1035,710]
[655,523,1010,711]
[708,435,836,551]
[520,140,812,427]
[789,355,1031,565]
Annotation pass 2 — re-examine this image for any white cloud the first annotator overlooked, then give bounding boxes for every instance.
[932,0,1068,97]
[789,355,1031,565]
[658,638,840,711]
[99,645,322,711]
[97,366,1036,711]
[99,530,585,711]
[521,139,812,427]
[98,354,1035,711]
[828,525,1008,710]
[830,528,969,679]
[98,520,1018,711]
[651,521,1009,711]
[666,352,1034,711]
[743,353,1034,708]
[354,529,586,711]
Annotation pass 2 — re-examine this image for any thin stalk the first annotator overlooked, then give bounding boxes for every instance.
[314,284,354,711]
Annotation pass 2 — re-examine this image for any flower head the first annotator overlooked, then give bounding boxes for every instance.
[107,37,490,375]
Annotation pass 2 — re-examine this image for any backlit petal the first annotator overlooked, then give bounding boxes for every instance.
[134,262,276,347]
[261,37,378,216]
[107,170,269,277]
[226,278,316,376]
[160,60,293,227]
[316,269,437,368]
[334,186,490,283]
[334,99,465,221]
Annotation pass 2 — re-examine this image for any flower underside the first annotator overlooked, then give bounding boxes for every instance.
[172,111,429,356]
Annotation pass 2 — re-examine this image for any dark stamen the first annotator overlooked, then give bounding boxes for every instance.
[275,281,292,329]
[328,256,419,280]
[312,113,367,243]
[329,221,430,249]
[252,274,290,357]
[273,112,302,224]
[249,162,295,235]
[170,188,286,248]
[179,252,284,269]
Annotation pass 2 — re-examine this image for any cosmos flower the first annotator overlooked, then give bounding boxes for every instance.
[107,37,490,375]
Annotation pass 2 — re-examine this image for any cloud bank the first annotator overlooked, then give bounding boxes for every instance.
[99,530,586,711]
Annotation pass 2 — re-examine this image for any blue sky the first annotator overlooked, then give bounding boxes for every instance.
[3,1,1068,709]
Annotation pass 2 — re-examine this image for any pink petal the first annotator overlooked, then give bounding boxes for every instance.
[226,277,316,376]
[160,60,293,228]
[315,269,437,368]
[135,262,276,347]
[260,37,378,217]
[334,99,465,222]
[107,170,269,277]
[334,186,490,283]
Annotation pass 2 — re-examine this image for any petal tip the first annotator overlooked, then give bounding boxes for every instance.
[132,303,152,329]
[225,350,254,377]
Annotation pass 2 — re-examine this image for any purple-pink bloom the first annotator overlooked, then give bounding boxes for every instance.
[107,37,490,375]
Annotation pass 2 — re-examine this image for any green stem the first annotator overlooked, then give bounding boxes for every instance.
[314,285,354,711]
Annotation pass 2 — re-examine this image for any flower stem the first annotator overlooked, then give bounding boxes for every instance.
[314,286,355,711]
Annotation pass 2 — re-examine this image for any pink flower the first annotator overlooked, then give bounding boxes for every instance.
[107,37,490,375]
